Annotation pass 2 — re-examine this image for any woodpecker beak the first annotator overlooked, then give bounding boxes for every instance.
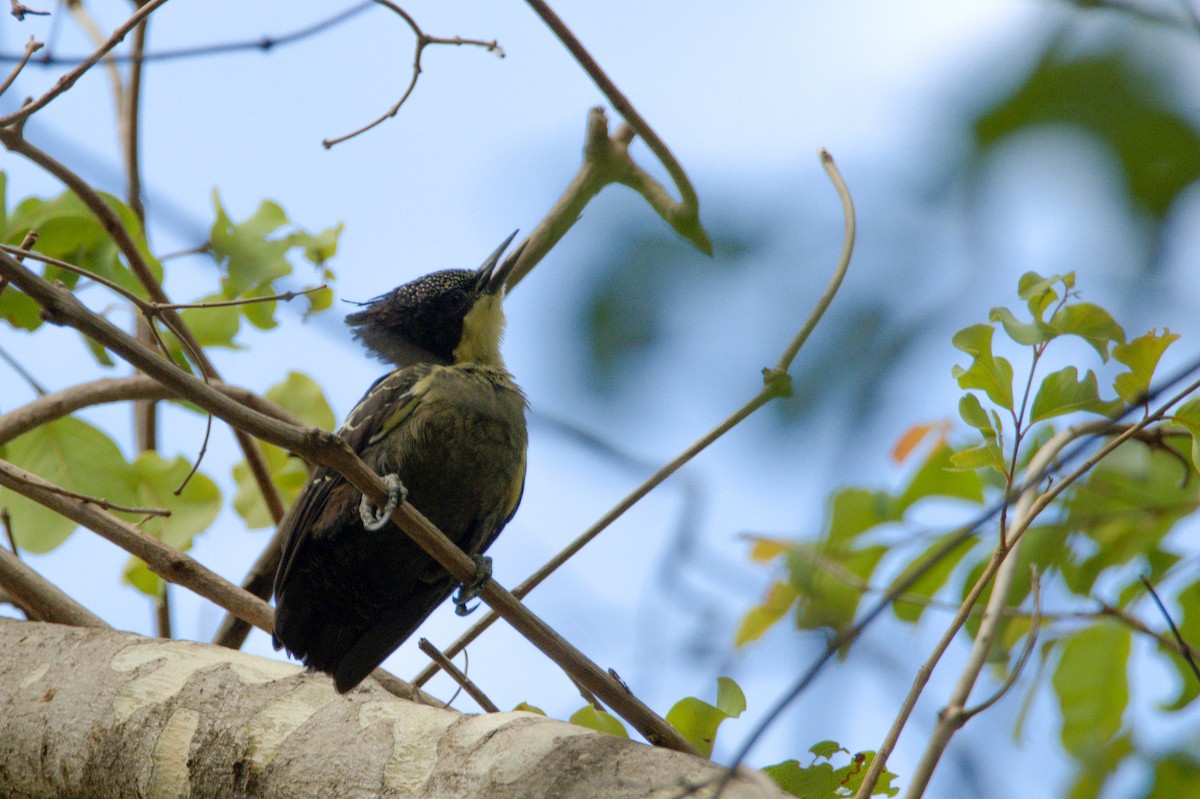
[476,230,523,296]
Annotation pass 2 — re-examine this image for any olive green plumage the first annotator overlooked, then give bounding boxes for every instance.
[272,234,527,693]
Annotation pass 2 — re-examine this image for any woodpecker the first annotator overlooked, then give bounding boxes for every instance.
[272,233,528,693]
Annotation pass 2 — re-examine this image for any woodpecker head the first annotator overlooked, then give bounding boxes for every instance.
[347,232,523,368]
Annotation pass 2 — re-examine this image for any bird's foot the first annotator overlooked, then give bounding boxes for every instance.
[359,473,407,531]
[453,555,493,616]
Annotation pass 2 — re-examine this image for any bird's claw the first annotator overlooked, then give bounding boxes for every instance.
[359,473,407,531]
[453,555,493,616]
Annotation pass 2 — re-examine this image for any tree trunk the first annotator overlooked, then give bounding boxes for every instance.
[0,619,781,798]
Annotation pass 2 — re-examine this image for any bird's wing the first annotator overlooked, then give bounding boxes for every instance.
[272,365,435,608]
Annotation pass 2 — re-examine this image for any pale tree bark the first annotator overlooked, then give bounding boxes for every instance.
[0,620,782,799]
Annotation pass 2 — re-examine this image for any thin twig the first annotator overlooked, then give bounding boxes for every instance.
[412,149,856,688]
[174,412,212,495]
[156,588,172,639]
[1,508,16,559]
[0,343,48,396]
[322,0,503,148]
[150,284,328,311]
[0,2,374,65]
[0,250,694,754]
[0,544,108,628]
[0,36,42,97]
[1140,575,1200,685]
[523,0,710,253]
[4,470,171,518]
[418,638,499,713]
[9,1,50,21]
[961,566,1043,721]
[0,0,171,127]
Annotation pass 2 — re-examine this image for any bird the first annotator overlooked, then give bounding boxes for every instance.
[272,232,529,693]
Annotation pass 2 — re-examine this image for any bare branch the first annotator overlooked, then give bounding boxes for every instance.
[8,0,49,21]
[0,36,41,97]
[0,2,374,65]
[0,0,170,127]
[0,544,108,628]
[961,566,1043,721]
[322,0,504,148]
[418,638,499,713]
[523,0,710,253]
[1140,575,1200,686]
[0,376,306,446]
[413,150,855,688]
[150,284,328,311]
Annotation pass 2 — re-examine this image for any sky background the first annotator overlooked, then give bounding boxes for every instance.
[4,2,1200,797]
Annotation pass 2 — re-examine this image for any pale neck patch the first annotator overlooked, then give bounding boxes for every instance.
[453,294,506,365]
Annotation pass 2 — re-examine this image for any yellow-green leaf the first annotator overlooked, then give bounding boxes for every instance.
[1,417,138,552]
[568,706,628,738]
[1113,329,1180,404]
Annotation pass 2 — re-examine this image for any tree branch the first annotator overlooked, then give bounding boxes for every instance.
[0,375,305,446]
[0,620,787,799]
[0,250,695,753]
[322,0,503,148]
[413,150,855,688]
[523,0,710,253]
[0,35,41,98]
[0,0,170,127]
[0,544,108,628]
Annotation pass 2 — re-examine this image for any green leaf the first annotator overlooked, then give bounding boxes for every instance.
[231,443,309,529]
[665,678,745,757]
[118,453,222,597]
[288,223,343,265]
[0,417,138,552]
[512,702,546,716]
[1173,397,1200,474]
[1145,753,1200,798]
[1112,329,1180,403]
[791,543,888,634]
[6,189,159,296]
[947,443,1006,475]
[989,306,1053,346]
[1052,624,1130,758]
[264,371,336,431]
[0,287,44,330]
[1017,271,1073,322]
[714,676,747,717]
[210,192,292,299]
[765,750,898,798]
[1063,441,1200,596]
[894,442,985,514]
[568,706,628,738]
[231,372,334,527]
[951,324,1014,410]
[764,759,842,798]
[1048,303,1126,362]
[1029,367,1121,422]
[809,740,847,760]
[890,535,977,623]
[178,295,242,348]
[735,579,799,647]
